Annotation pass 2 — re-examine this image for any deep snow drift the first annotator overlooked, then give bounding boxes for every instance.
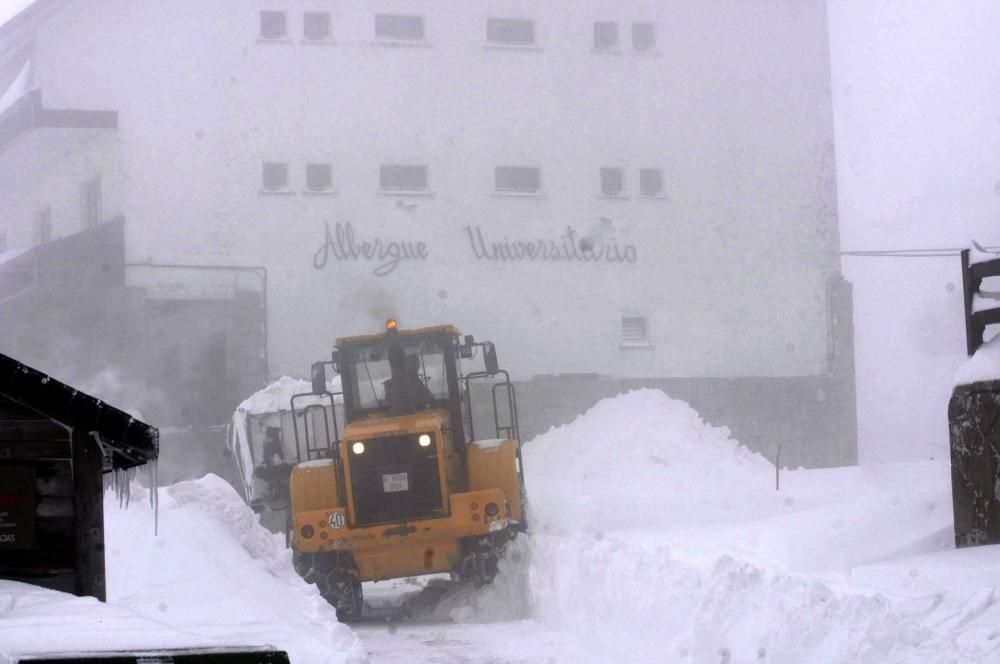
[511,389,996,663]
[0,475,364,663]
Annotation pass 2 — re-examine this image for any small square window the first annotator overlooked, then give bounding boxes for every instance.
[34,207,51,246]
[304,12,330,41]
[306,163,332,191]
[375,14,425,41]
[632,23,656,51]
[380,164,427,192]
[495,166,541,194]
[621,316,648,346]
[639,168,663,197]
[487,18,535,45]
[262,162,289,191]
[81,176,101,229]
[594,22,618,50]
[260,11,287,40]
[600,168,625,196]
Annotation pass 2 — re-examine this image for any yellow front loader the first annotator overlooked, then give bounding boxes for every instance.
[285,321,527,620]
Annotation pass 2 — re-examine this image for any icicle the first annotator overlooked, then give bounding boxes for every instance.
[151,458,159,536]
[105,465,134,507]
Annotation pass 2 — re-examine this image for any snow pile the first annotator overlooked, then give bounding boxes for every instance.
[524,389,781,532]
[517,389,998,663]
[423,536,533,624]
[954,333,1000,386]
[1,475,364,663]
[968,242,1000,266]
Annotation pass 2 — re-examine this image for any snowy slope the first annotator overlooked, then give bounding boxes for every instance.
[1,475,364,663]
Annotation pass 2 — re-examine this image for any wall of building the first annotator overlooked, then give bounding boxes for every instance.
[22,0,842,384]
[0,126,121,251]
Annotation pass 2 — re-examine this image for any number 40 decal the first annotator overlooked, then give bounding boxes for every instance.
[328,512,345,529]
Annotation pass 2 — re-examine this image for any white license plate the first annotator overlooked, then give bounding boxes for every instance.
[382,472,409,493]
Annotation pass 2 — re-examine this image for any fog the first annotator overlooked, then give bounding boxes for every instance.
[1,0,998,660]
[829,1,1000,461]
[0,0,989,464]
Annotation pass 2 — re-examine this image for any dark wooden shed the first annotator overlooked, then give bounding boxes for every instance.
[0,352,158,601]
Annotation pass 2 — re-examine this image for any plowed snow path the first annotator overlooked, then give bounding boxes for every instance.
[355,619,586,663]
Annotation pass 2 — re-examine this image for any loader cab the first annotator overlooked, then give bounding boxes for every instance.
[334,325,467,445]
[298,321,520,466]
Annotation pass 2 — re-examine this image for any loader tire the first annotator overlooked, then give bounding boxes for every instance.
[456,529,512,587]
[293,550,363,622]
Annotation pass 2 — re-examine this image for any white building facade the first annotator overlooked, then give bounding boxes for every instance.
[0,0,855,465]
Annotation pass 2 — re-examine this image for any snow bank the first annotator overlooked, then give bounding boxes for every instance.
[1,475,364,663]
[517,389,997,663]
[524,389,781,533]
[969,242,1000,266]
[954,333,1000,386]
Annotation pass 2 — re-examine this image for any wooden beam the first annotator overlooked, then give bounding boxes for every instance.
[0,440,71,461]
[974,308,1000,328]
[0,420,71,441]
[71,427,105,601]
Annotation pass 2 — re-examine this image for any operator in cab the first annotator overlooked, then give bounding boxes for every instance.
[387,344,433,414]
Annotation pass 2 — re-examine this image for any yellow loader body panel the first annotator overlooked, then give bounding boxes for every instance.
[467,439,524,524]
[292,488,508,581]
[289,413,522,582]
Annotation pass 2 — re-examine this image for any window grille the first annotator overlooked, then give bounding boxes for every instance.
[621,316,649,345]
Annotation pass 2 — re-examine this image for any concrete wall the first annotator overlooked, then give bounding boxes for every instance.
[472,278,857,467]
[0,126,121,250]
[19,0,842,383]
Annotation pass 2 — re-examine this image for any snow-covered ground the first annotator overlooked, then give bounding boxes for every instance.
[4,387,999,663]
[1,476,365,663]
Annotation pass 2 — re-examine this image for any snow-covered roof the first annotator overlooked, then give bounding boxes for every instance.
[0,352,158,470]
[969,243,1000,266]
[0,245,28,267]
[234,375,342,416]
[0,59,29,115]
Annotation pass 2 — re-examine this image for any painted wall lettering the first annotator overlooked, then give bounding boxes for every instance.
[0,465,37,551]
[313,221,429,276]
[464,225,637,264]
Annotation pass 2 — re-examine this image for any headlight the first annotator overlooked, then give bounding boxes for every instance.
[419,434,432,447]
[352,441,365,454]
